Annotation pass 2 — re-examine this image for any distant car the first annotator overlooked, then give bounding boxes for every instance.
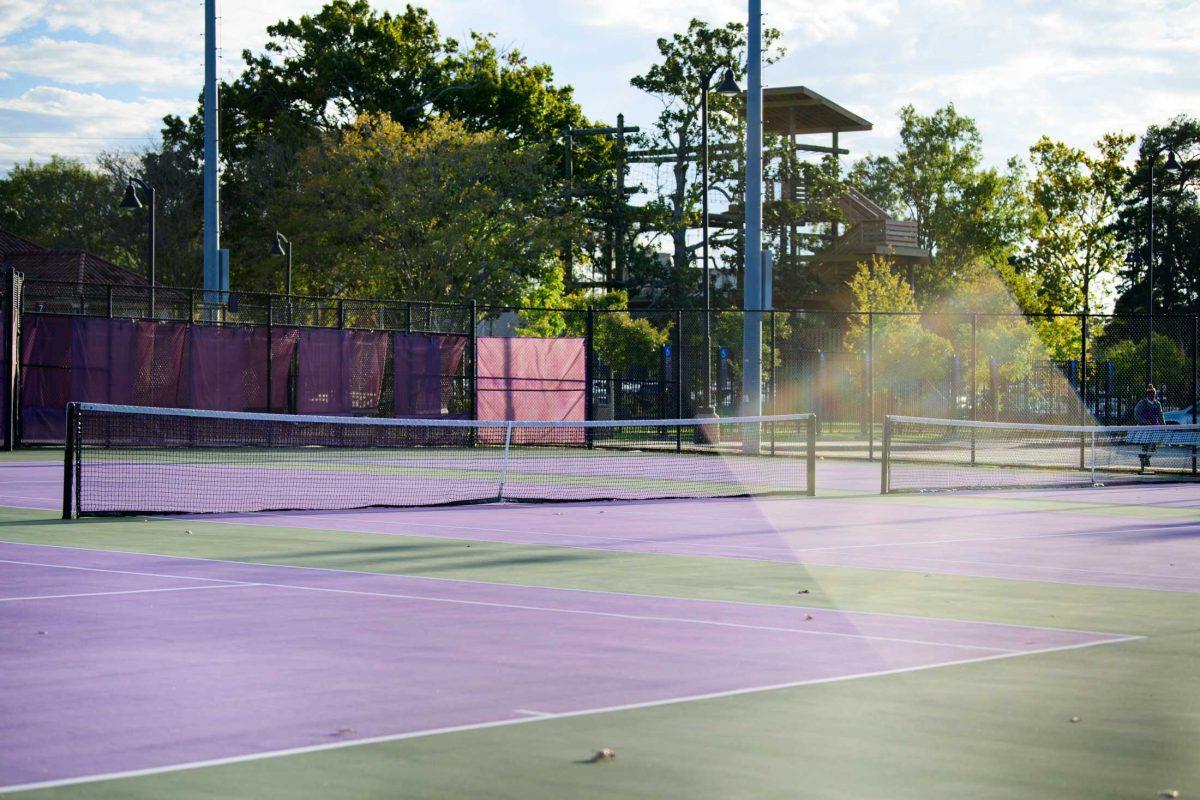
[1164,403,1198,425]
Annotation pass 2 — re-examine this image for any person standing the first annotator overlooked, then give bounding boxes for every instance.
[1133,385,1165,425]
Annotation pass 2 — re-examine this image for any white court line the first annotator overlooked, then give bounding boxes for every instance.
[0,555,1017,654]
[0,633,1142,796]
[0,558,249,585]
[511,709,553,718]
[0,540,1147,637]
[0,583,253,603]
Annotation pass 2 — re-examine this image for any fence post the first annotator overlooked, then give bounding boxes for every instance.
[769,311,777,454]
[970,313,977,465]
[585,306,594,447]
[106,285,113,319]
[337,299,346,329]
[868,312,875,461]
[1,269,17,451]
[1192,313,1198,475]
[1079,313,1088,469]
[266,296,274,413]
[675,309,683,452]
[469,300,478,425]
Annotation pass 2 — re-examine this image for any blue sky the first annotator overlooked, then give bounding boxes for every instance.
[1,0,1197,174]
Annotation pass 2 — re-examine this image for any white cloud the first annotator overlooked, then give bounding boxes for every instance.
[0,37,196,87]
[0,0,42,38]
[0,86,181,134]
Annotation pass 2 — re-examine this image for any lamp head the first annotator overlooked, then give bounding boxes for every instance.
[714,67,741,97]
[1164,149,1182,171]
[269,232,287,257]
[120,182,142,209]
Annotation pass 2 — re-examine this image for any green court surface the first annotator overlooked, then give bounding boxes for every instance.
[1,490,1198,799]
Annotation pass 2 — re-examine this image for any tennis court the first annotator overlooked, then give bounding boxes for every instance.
[1,411,1199,798]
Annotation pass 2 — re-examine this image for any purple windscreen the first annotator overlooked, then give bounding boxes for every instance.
[18,315,72,443]
[393,333,467,418]
[296,328,389,415]
[188,325,298,412]
[71,318,187,409]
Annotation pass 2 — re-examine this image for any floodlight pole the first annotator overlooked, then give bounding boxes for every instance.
[202,0,221,302]
[741,0,764,452]
[699,64,739,418]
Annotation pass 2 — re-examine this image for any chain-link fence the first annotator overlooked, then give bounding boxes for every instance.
[11,277,1200,451]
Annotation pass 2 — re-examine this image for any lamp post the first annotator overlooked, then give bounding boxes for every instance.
[120,177,156,318]
[698,64,741,418]
[269,231,293,323]
[1146,146,1181,384]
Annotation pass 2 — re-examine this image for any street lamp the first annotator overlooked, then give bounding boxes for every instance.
[120,177,156,318]
[699,64,740,418]
[1146,146,1182,384]
[269,231,293,323]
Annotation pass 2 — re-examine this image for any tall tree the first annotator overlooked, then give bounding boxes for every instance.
[848,104,1027,302]
[266,113,571,304]
[0,157,134,267]
[1114,116,1200,314]
[628,18,783,307]
[1019,133,1133,315]
[159,0,595,292]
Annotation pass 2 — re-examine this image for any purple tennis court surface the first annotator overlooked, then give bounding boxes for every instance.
[0,541,1133,791]
[5,460,1200,593]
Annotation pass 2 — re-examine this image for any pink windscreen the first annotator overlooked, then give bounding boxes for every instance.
[296,328,389,415]
[393,333,467,418]
[18,315,73,443]
[188,325,297,412]
[476,337,586,441]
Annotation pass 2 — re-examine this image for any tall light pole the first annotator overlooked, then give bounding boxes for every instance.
[741,0,764,452]
[269,231,293,324]
[202,0,221,300]
[1146,145,1181,385]
[120,177,156,318]
[699,64,741,417]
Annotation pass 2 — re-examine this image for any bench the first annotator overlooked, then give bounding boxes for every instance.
[1121,427,1200,473]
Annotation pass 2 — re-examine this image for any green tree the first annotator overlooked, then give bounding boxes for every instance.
[0,157,135,268]
[1107,333,1188,400]
[848,105,1027,302]
[1115,116,1200,314]
[267,113,570,303]
[628,18,784,306]
[159,0,595,292]
[1020,133,1133,315]
[844,257,953,386]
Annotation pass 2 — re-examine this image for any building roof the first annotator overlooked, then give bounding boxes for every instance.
[2,250,150,286]
[739,86,873,136]
[0,229,46,257]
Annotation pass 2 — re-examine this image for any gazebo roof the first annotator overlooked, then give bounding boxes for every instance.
[739,86,872,136]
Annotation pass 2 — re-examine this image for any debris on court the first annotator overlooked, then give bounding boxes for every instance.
[585,748,616,763]
[332,727,355,737]
[1159,790,1179,799]
[1069,716,1081,723]
[796,589,809,594]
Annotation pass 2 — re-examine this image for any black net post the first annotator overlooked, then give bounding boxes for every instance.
[62,402,79,519]
[1192,312,1198,474]
[880,415,891,494]
[806,414,817,495]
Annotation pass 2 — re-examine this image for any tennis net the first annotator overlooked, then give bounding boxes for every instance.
[882,415,1200,493]
[63,403,817,517]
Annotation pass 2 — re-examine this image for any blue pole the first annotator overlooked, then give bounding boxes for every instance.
[203,0,221,301]
[741,0,763,452]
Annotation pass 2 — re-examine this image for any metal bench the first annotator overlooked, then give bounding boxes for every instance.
[1122,426,1200,473]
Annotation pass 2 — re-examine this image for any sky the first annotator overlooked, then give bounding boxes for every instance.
[0,0,1198,175]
